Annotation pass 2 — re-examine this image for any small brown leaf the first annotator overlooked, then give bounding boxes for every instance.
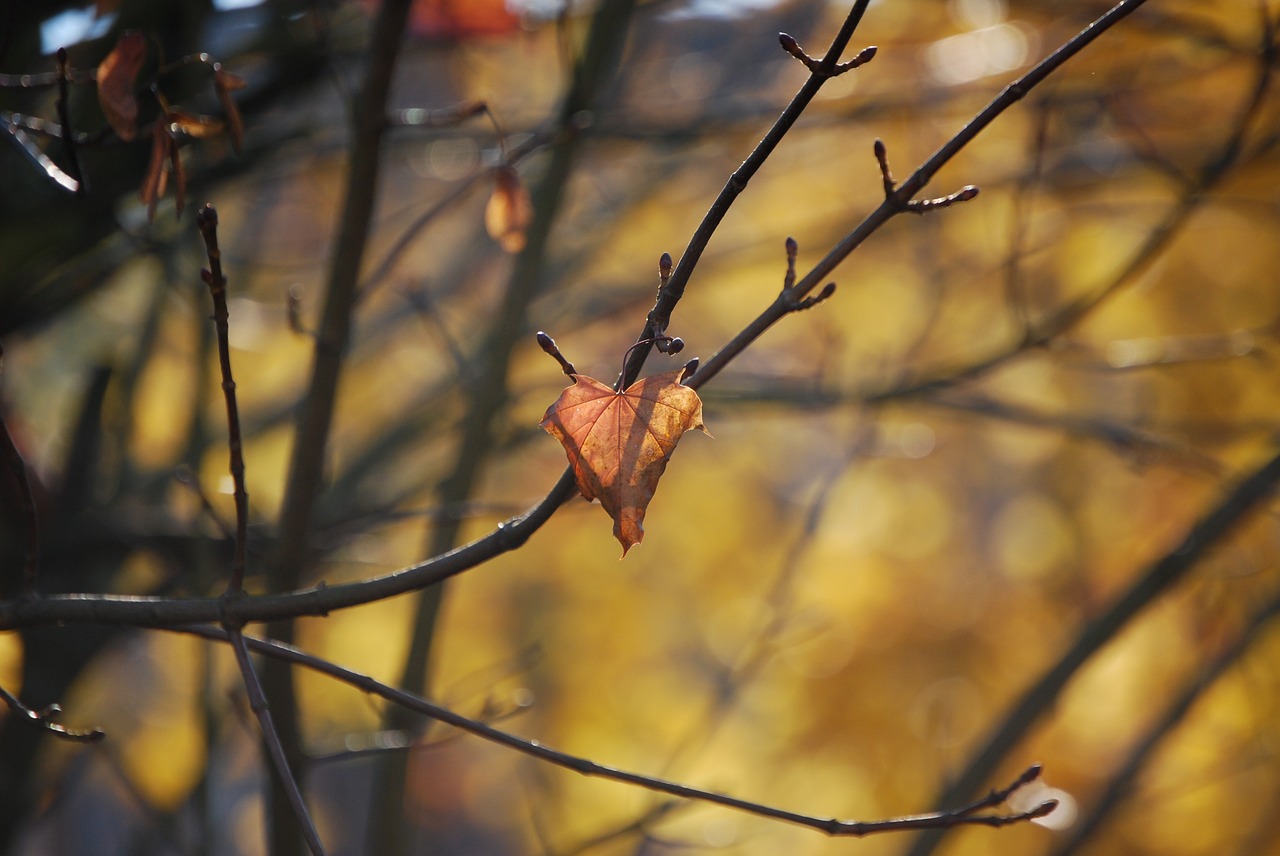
[170,132,187,217]
[140,116,188,220]
[97,31,147,141]
[485,165,532,253]
[168,108,224,139]
[140,119,169,219]
[541,368,710,556]
[213,66,246,153]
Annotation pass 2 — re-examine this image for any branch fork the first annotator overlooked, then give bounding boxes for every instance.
[875,138,979,213]
[779,33,877,77]
[780,237,836,312]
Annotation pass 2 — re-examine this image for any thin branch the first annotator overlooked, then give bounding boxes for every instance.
[54,48,84,195]
[619,0,876,388]
[688,0,1152,394]
[179,626,1052,838]
[0,686,104,743]
[197,204,249,594]
[226,629,327,855]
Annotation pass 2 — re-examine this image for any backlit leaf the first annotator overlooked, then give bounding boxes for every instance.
[541,368,710,556]
[485,165,533,253]
[97,31,147,141]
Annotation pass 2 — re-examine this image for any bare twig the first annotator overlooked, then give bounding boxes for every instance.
[227,629,327,855]
[0,686,103,743]
[537,331,578,377]
[197,204,249,594]
[54,48,84,195]
[620,0,877,388]
[687,0,1152,394]
[179,625,1053,838]
[873,138,978,213]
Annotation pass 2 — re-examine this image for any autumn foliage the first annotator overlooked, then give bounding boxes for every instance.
[541,367,710,555]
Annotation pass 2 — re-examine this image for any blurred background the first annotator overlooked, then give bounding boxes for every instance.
[2,0,1280,855]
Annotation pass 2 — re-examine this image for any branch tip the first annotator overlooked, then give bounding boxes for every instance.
[905,184,981,214]
[799,282,836,310]
[537,331,577,377]
[680,357,699,383]
[783,236,798,289]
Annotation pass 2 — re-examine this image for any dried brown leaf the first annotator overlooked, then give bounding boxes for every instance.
[96,31,146,141]
[140,119,169,219]
[541,368,710,556]
[214,66,245,153]
[485,165,533,253]
[168,108,224,140]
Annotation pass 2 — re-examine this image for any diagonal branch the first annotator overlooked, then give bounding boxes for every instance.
[227,628,327,855]
[178,625,1054,838]
[619,0,876,388]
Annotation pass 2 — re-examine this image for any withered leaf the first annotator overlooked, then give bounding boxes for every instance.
[213,66,246,153]
[485,165,533,253]
[541,368,710,556]
[97,31,146,141]
[140,117,187,220]
[168,108,224,139]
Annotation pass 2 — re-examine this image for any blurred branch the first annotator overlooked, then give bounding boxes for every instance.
[196,205,249,595]
[0,686,104,744]
[1050,585,1280,855]
[271,0,414,592]
[178,626,1055,839]
[368,2,641,850]
[263,3,414,854]
[227,629,327,856]
[906,441,1280,856]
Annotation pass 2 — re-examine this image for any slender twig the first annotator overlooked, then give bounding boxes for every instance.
[197,204,249,594]
[54,48,83,195]
[537,331,578,377]
[200,203,320,851]
[226,629,327,855]
[178,625,1052,838]
[619,0,876,388]
[687,0,1152,394]
[0,686,103,743]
